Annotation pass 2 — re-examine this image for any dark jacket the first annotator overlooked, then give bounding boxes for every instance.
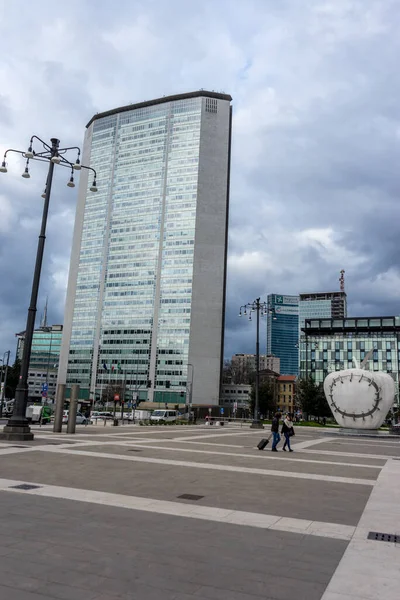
[281,421,290,434]
[271,417,280,433]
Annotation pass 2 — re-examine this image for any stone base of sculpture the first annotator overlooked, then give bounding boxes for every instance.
[323,366,395,430]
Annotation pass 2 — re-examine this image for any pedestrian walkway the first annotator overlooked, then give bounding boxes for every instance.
[0,424,398,599]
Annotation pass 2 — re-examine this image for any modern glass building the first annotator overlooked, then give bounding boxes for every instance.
[299,291,347,331]
[267,294,299,375]
[58,91,232,405]
[16,325,63,401]
[300,316,400,405]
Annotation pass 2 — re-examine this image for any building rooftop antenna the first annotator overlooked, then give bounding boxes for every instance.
[339,270,345,292]
[41,296,48,328]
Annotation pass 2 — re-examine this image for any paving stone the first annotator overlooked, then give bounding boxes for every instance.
[0,584,53,599]
[35,581,99,600]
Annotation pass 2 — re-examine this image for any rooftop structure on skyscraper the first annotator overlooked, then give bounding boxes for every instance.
[299,290,347,332]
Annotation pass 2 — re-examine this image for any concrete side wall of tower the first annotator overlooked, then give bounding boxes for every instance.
[188,98,232,405]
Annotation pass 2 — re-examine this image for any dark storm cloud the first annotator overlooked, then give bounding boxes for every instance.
[1,0,400,362]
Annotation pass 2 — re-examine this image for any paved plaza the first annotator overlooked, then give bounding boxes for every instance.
[0,423,399,599]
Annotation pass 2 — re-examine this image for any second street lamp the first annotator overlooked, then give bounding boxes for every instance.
[0,136,97,441]
[239,298,268,429]
[0,351,11,417]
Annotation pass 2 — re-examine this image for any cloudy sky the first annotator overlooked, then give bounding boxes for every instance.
[1,0,399,362]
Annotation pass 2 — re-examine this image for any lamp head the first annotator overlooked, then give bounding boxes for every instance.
[22,166,30,179]
[90,179,98,192]
[51,155,61,164]
[25,145,34,159]
[67,173,75,188]
[41,188,46,199]
[0,160,7,173]
[73,156,81,170]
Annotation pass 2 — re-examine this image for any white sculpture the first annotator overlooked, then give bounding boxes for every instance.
[324,357,395,429]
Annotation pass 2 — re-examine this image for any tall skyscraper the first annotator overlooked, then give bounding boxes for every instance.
[58,91,232,406]
[298,291,347,380]
[267,294,299,375]
[299,291,347,332]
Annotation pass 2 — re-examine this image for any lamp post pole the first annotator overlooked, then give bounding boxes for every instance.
[0,351,10,417]
[239,298,268,429]
[0,136,97,440]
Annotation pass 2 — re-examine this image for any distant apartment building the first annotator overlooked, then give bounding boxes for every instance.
[258,369,296,414]
[220,383,251,411]
[231,353,280,383]
[16,324,63,402]
[267,294,299,375]
[276,375,297,414]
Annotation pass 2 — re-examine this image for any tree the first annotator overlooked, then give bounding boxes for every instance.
[222,359,256,385]
[250,380,277,418]
[102,382,124,404]
[222,360,234,384]
[3,358,21,399]
[315,384,332,421]
[297,378,331,422]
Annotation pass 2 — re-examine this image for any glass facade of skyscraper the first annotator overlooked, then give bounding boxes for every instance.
[267,294,299,375]
[59,92,232,405]
[299,292,347,331]
[16,325,63,401]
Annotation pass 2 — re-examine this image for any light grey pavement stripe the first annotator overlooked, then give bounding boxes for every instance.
[41,446,375,485]
[0,477,355,541]
[0,447,34,456]
[174,440,246,448]
[326,439,400,448]
[63,440,382,470]
[170,431,270,441]
[301,448,400,460]
[321,459,400,600]
[295,437,338,449]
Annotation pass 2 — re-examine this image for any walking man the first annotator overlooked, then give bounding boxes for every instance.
[271,411,281,452]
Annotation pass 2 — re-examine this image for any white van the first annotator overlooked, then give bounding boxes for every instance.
[150,409,180,422]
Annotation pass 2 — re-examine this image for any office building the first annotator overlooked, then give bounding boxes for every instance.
[267,294,299,375]
[16,324,63,402]
[231,353,280,382]
[299,291,347,331]
[58,91,232,406]
[300,316,400,405]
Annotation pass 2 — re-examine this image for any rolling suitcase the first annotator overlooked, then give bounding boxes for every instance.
[257,437,270,450]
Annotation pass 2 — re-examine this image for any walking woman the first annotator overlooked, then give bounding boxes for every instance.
[271,411,281,452]
[282,412,294,452]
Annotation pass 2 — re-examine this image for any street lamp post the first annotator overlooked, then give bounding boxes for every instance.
[239,298,268,429]
[0,350,10,417]
[0,136,97,440]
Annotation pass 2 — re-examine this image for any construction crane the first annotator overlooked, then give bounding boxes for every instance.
[339,270,345,292]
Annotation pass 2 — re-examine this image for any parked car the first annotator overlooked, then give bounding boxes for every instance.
[89,411,114,424]
[150,409,181,423]
[62,410,88,425]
